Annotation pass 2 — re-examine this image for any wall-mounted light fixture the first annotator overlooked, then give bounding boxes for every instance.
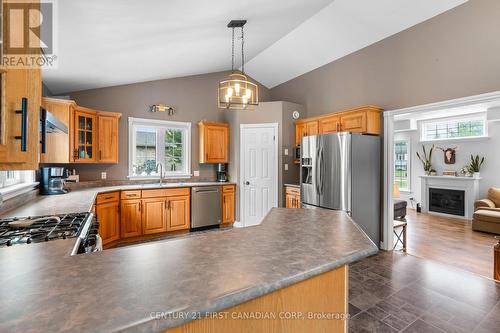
[150,104,175,115]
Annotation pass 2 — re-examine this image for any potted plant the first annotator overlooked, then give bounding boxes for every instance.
[416,145,435,176]
[468,154,484,179]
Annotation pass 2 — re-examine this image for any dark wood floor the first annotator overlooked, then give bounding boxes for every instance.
[394,209,498,279]
[349,251,500,332]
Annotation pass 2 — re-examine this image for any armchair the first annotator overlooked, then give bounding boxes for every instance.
[472,188,500,234]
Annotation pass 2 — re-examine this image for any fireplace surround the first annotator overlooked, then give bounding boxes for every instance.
[420,175,481,219]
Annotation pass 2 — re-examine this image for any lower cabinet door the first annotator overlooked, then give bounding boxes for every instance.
[295,194,301,208]
[120,199,142,238]
[285,194,295,208]
[166,195,190,231]
[222,191,235,223]
[142,198,167,234]
[96,201,120,246]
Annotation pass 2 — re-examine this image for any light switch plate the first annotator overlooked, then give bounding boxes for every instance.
[284,164,288,171]
[284,148,289,156]
[101,172,107,180]
[193,170,200,177]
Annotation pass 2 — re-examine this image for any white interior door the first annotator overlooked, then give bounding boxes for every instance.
[240,123,278,227]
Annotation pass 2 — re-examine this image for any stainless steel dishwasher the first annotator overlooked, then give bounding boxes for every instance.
[191,186,222,229]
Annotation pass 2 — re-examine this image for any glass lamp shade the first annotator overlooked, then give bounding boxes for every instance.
[218,73,259,110]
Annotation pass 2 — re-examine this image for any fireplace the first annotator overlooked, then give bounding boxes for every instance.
[429,188,465,216]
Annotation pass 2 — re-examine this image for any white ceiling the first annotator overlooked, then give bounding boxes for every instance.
[245,0,468,88]
[43,0,468,94]
[43,0,332,94]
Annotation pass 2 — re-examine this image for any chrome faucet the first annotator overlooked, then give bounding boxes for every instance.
[156,163,163,185]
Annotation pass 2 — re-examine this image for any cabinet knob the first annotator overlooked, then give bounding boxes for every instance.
[245,181,250,185]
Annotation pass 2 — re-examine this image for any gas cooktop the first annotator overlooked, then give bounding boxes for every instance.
[0,212,92,247]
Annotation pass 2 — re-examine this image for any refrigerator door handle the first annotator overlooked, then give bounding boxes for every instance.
[319,147,325,194]
[315,142,321,195]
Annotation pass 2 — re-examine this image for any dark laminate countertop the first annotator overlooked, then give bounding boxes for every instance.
[0,182,236,218]
[0,208,377,333]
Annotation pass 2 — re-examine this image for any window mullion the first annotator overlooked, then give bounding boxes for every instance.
[157,129,165,174]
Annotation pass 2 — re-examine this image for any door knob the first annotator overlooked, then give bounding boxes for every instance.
[245,181,250,185]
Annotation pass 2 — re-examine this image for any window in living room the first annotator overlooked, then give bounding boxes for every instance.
[421,114,486,141]
[394,140,410,192]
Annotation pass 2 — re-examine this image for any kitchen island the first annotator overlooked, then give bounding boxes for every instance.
[0,208,377,333]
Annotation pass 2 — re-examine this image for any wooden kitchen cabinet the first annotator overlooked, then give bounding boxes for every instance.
[340,111,366,133]
[96,198,120,246]
[319,115,340,134]
[285,186,301,209]
[40,98,74,163]
[295,120,318,146]
[0,0,42,169]
[0,68,42,170]
[97,114,119,163]
[199,121,229,163]
[222,185,235,224]
[120,199,142,238]
[166,195,190,231]
[142,197,168,234]
[39,99,121,164]
[294,106,383,144]
[73,108,97,162]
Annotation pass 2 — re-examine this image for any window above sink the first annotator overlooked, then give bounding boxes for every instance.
[128,117,191,179]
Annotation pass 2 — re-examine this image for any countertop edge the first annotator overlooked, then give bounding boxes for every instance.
[127,245,379,332]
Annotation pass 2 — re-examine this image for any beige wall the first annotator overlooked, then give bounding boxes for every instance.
[225,101,304,220]
[67,71,270,181]
[270,0,500,116]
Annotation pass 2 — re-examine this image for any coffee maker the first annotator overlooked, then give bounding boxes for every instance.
[216,163,228,182]
[40,167,69,195]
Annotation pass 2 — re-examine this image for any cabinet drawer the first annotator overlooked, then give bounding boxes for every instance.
[285,186,300,195]
[121,190,142,199]
[142,187,190,198]
[222,185,235,193]
[96,192,120,204]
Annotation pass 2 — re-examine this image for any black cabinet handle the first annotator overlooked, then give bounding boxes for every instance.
[15,97,28,152]
[40,107,47,154]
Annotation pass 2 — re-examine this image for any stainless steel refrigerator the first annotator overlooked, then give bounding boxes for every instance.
[300,132,381,246]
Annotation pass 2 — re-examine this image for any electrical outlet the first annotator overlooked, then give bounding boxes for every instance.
[101,172,107,180]
[284,163,288,171]
[284,148,289,156]
[193,170,200,177]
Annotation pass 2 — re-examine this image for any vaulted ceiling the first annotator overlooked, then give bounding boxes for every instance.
[43,0,468,94]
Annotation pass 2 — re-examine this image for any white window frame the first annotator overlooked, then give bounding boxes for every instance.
[394,140,411,192]
[420,113,488,143]
[128,117,192,179]
[0,170,37,200]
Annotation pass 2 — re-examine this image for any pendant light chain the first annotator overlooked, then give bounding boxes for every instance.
[231,27,235,73]
[241,26,245,74]
[218,20,258,110]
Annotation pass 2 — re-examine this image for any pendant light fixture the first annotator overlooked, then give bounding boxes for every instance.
[218,20,259,110]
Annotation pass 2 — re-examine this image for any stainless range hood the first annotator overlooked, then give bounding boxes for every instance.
[41,108,68,134]
[40,107,68,154]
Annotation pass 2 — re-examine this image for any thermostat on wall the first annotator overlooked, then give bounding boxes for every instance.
[292,110,300,120]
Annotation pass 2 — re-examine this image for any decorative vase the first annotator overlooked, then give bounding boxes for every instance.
[473,172,481,179]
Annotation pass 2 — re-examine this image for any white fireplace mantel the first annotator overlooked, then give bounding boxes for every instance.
[420,175,481,219]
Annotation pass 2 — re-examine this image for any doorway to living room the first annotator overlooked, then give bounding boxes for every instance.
[383,91,500,279]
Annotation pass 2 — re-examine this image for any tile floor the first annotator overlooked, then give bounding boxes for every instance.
[348,251,500,332]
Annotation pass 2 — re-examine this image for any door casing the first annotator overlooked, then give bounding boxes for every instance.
[239,123,279,227]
